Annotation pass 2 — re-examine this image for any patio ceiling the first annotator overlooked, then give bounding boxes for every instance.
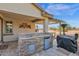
[0,10,64,24]
[0,10,41,22]
[0,3,44,19]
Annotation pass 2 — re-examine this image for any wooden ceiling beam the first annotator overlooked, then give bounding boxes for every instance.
[32,19,44,22]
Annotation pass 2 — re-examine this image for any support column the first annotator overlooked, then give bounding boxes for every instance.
[0,15,8,49]
[43,18,49,33]
[59,22,62,35]
[0,15,3,43]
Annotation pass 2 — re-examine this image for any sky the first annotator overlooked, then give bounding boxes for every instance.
[37,3,79,28]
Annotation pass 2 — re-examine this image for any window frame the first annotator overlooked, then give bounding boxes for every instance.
[5,21,13,34]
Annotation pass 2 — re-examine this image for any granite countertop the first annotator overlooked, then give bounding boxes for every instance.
[19,34,51,40]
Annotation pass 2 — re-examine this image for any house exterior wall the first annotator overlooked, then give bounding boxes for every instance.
[0,3,50,42]
[0,16,35,42]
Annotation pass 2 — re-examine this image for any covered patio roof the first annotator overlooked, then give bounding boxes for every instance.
[0,3,64,24]
[0,10,64,24]
[32,18,64,24]
[32,3,65,24]
[0,10,41,22]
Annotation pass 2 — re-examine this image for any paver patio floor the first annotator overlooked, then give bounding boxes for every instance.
[0,41,18,56]
[0,39,79,56]
[33,39,78,56]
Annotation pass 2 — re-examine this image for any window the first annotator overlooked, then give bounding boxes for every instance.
[5,21,13,33]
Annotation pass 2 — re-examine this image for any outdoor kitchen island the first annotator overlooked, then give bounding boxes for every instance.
[18,33,53,56]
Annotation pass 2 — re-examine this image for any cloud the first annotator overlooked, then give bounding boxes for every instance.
[46,4,71,10]
[54,4,71,10]
[45,4,79,16]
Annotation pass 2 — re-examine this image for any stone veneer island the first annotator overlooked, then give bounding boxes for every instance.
[18,33,53,56]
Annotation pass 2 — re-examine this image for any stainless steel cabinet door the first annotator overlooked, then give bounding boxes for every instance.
[27,44,36,54]
[44,37,52,50]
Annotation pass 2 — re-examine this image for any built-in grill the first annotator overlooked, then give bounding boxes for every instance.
[57,34,78,53]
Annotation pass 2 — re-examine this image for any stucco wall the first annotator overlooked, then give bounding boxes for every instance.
[0,16,35,42]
